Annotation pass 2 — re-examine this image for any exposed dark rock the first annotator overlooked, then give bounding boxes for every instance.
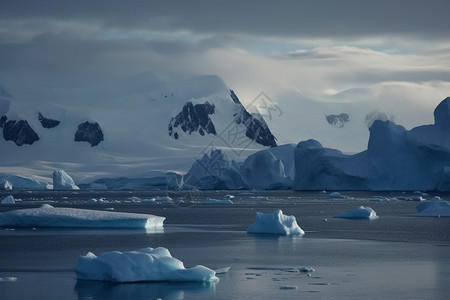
[231,90,277,148]
[74,121,104,147]
[326,113,350,128]
[3,120,40,146]
[38,112,60,129]
[0,115,6,128]
[169,101,216,138]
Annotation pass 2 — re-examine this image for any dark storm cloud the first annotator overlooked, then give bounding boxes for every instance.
[1,0,450,41]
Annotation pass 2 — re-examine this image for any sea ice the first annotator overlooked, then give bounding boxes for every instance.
[408,200,450,217]
[203,198,233,204]
[1,195,15,204]
[334,206,379,220]
[74,247,219,283]
[0,204,165,228]
[247,209,305,235]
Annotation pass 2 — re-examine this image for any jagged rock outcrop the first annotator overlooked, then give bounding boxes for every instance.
[2,119,40,146]
[231,90,277,147]
[169,101,216,138]
[74,121,104,147]
[0,115,6,128]
[326,113,350,128]
[38,113,60,129]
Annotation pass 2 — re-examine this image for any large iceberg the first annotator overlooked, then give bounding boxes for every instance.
[53,170,79,190]
[0,204,165,228]
[294,97,450,191]
[0,174,52,190]
[74,247,219,283]
[334,206,379,220]
[247,209,305,235]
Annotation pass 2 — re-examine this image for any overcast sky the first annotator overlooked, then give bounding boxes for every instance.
[1,0,450,137]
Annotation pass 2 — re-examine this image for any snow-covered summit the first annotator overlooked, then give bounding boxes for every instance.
[0,73,276,183]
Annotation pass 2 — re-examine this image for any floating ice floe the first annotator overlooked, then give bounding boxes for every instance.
[408,199,450,217]
[334,206,379,220]
[203,198,233,204]
[74,247,219,283]
[0,204,165,228]
[247,209,305,235]
[1,195,15,205]
[329,192,350,199]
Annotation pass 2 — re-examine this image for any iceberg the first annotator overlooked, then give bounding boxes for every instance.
[0,204,165,228]
[53,170,79,190]
[1,195,15,204]
[247,209,305,235]
[293,97,450,191]
[74,247,219,283]
[203,198,233,204]
[408,200,450,217]
[0,174,51,190]
[334,206,379,220]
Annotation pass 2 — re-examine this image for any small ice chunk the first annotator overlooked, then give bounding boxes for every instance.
[410,200,450,217]
[334,206,378,220]
[0,276,18,282]
[299,267,315,273]
[247,209,305,235]
[329,192,348,199]
[214,266,230,274]
[279,286,297,290]
[1,195,15,204]
[74,247,219,283]
[203,198,233,204]
[0,204,165,228]
[155,196,172,202]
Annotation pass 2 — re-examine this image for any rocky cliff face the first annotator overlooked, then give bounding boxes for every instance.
[2,119,40,146]
[74,121,104,147]
[168,101,216,139]
[38,113,60,129]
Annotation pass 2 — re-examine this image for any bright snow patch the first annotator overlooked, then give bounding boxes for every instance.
[0,204,165,228]
[1,195,15,204]
[409,200,450,217]
[53,170,79,190]
[74,247,219,283]
[203,198,233,204]
[247,209,305,235]
[334,206,379,220]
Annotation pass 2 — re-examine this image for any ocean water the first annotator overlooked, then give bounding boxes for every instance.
[0,190,449,299]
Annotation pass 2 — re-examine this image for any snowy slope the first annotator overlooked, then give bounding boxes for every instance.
[0,73,275,185]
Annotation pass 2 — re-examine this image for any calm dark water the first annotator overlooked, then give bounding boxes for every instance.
[0,190,449,299]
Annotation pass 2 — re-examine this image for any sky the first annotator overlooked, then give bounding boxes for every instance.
[1,0,450,150]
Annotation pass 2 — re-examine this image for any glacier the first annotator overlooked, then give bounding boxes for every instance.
[74,247,218,283]
[0,204,165,228]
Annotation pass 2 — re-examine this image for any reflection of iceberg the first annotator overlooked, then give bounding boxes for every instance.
[75,279,216,300]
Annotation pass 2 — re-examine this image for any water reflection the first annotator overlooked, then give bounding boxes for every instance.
[74,280,216,300]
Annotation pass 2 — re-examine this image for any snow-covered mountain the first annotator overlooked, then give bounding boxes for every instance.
[0,73,276,184]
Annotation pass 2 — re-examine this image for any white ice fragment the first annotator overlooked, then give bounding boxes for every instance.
[334,206,379,220]
[1,195,15,204]
[155,196,172,202]
[247,209,305,235]
[203,198,233,204]
[2,180,12,190]
[0,277,18,282]
[214,266,230,274]
[0,205,165,228]
[409,200,450,217]
[74,247,219,283]
[299,267,315,273]
[279,286,297,290]
[329,192,348,199]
